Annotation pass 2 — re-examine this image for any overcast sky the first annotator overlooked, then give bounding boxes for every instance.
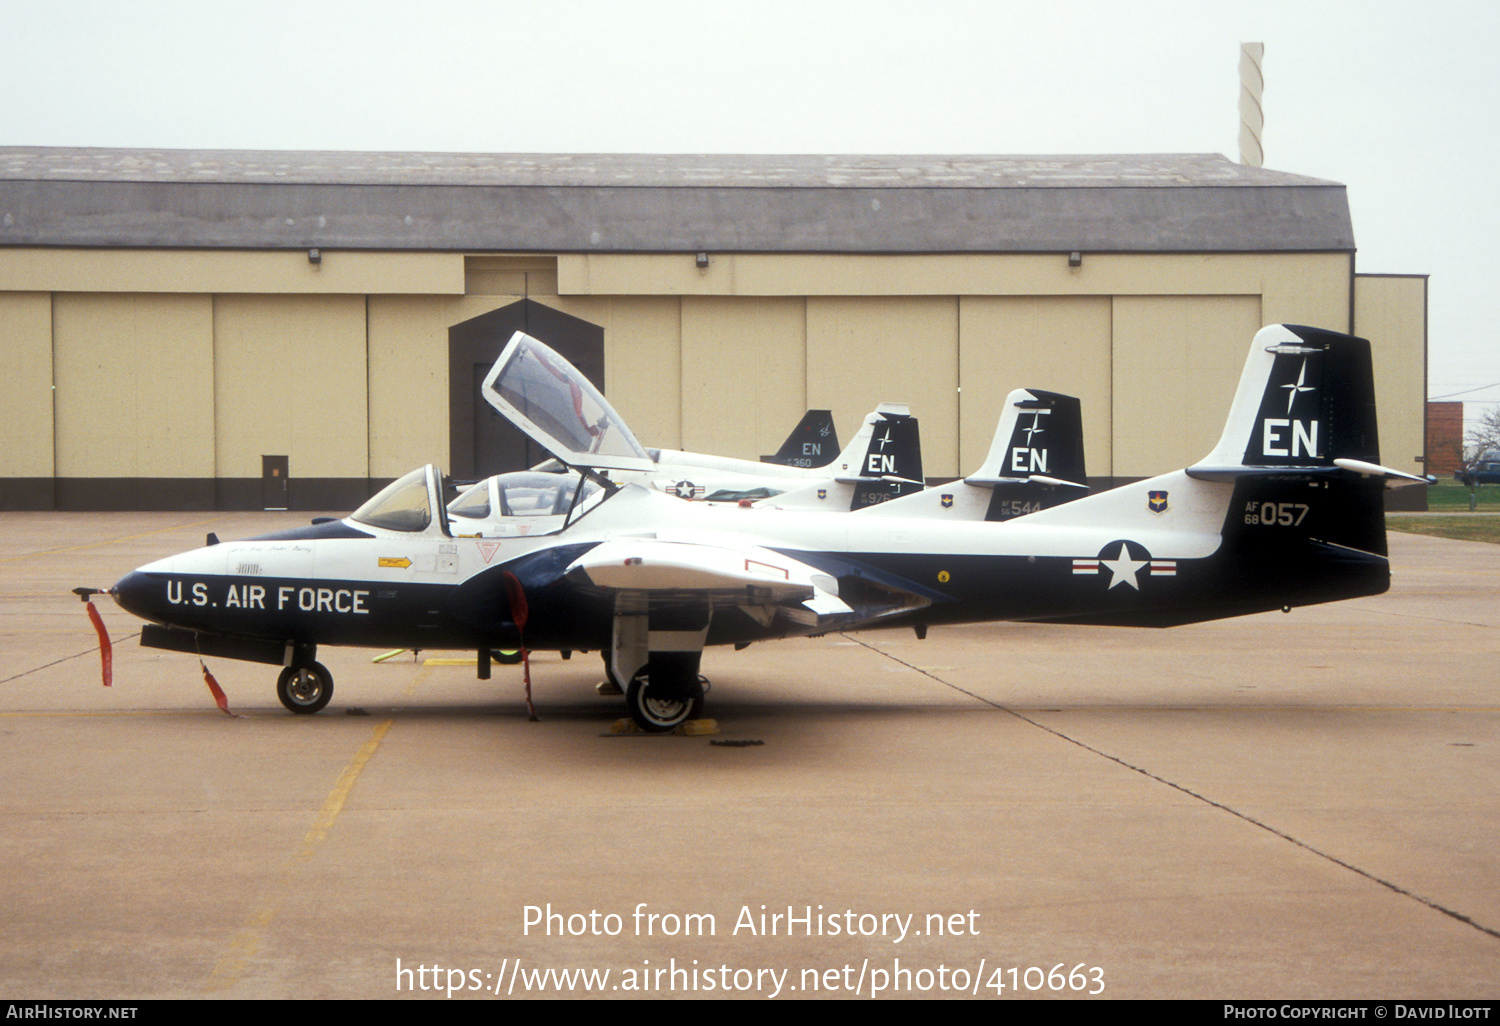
[7,0,1497,419]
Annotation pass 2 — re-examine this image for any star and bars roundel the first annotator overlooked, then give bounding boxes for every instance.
[1071,539,1177,592]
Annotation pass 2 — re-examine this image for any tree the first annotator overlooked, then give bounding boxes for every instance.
[1458,406,1500,509]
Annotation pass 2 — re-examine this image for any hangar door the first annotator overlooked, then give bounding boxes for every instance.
[448,299,604,479]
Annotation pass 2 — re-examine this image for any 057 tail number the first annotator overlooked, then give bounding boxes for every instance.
[1244,502,1310,527]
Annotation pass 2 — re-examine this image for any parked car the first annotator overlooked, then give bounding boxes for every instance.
[1457,455,1500,487]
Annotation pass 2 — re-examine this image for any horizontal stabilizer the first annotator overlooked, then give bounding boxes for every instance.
[1187,459,1430,488]
[1334,458,1432,488]
[1026,474,1089,490]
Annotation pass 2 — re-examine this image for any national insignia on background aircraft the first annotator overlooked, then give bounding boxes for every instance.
[88,325,1429,733]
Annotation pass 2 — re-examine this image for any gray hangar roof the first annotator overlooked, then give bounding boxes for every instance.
[0,148,1353,254]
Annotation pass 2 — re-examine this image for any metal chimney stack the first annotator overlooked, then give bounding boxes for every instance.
[1239,42,1265,167]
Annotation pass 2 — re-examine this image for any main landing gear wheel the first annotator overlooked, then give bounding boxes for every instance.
[277,662,333,714]
[625,670,704,733]
[627,654,708,732]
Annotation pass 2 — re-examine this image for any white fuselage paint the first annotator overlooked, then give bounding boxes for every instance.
[138,465,1228,603]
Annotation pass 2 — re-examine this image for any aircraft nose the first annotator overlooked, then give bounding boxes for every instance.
[111,570,159,621]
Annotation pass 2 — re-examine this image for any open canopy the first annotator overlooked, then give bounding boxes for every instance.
[480,332,654,473]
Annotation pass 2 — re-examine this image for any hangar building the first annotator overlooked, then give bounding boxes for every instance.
[0,148,1427,511]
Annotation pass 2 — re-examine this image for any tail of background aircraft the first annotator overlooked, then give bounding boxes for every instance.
[833,404,925,508]
[853,389,1087,521]
[761,410,839,468]
[966,388,1088,521]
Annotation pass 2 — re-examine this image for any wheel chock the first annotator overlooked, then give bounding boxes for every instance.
[607,717,719,736]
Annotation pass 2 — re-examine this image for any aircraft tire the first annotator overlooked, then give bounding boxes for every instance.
[625,670,703,733]
[277,662,333,714]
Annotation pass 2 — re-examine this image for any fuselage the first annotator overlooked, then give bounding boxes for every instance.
[112,472,1390,660]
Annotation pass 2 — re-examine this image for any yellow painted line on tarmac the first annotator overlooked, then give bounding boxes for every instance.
[203,664,434,993]
[298,719,392,855]
[204,717,394,993]
[424,656,477,666]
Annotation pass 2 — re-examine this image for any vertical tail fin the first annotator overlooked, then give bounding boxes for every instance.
[1198,323,1380,470]
[966,388,1088,521]
[1189,324,1424,558]
[833,404,925,509]
[1009,325,1407,621]
[761,410,839,468]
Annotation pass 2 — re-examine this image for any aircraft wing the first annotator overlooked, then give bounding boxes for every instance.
[564,538,854,625]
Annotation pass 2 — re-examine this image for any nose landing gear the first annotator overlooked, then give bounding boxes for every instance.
[277,662,333,714]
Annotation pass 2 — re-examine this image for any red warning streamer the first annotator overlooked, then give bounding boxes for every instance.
[84,599,112,687]
[199,660,238,718]
[502,571,538,722]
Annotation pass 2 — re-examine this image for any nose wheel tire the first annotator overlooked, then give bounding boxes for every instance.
[277,662,333,714]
